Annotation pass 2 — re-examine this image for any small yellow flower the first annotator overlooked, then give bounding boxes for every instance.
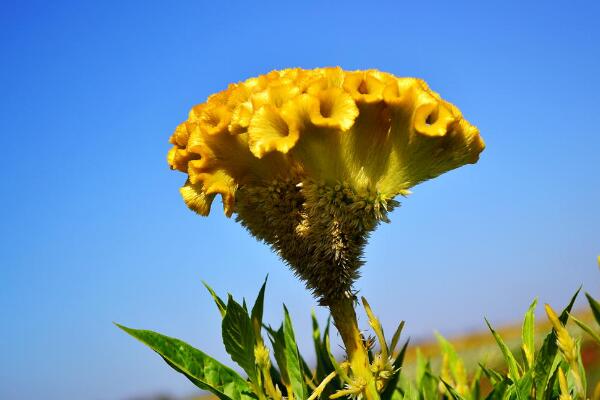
[558,367,573,400]
[254,343,271,370]
[168,67,484,302]
[545,304,578,365]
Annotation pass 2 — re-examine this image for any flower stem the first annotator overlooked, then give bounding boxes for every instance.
[328,296,380,400]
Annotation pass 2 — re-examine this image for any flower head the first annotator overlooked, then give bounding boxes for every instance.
[168,67,484,303]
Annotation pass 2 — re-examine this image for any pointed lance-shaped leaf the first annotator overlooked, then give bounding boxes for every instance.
[522,298,538,369]
[222,295,258,383]
[116,324,253,400]
[485,318,521,383]
[283,305,306,400]
[586,292,600,326]
[310,312,338,396]
[266,324,290,387]
[441,380,468,400]
[571,314,600,345]
[202,281,227,318]
[251,276,268,338]
[389,320,405,357]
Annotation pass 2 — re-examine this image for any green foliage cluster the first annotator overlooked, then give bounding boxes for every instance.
[118,282,600,400]
[397,290,600,400]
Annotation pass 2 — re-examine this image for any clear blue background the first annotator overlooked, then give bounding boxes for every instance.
[1,1,598,399]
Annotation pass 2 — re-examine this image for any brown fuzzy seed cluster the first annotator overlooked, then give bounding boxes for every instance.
[236,179,398,303]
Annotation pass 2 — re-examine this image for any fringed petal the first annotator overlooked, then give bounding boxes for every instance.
[248,105,300,158]
[198,103,231,136]
[306,88,359,131]
[343,71,387,104]
[305,67,345,94]
[250,83,301,109]
[229,101,254,134]
[167,147,199,173]
[180,180,216,216]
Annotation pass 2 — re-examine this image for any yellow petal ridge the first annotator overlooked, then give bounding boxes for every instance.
[168,67,485,215]
[180,180,216,216]
[248,105,300,158]
[343,71,387,104]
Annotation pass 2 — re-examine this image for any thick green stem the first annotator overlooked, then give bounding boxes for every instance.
[328,296,380,400]
[329,297,366,367]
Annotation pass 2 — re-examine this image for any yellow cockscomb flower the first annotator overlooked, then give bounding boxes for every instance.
[168,67,484,303]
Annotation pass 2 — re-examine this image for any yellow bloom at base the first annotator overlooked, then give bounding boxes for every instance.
[167,67,484,303]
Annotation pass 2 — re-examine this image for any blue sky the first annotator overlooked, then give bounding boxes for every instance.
[1,1,599,399]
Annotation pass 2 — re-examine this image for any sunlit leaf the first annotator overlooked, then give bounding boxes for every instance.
[522,298,538,369]
[485,318,521,382]
[222,295,258,383]
[571,314,600,345]
[117,324,254,400]
[251,277,268,337]
[202,281,227,318]
[283,305,306,400]
[586,292,600,326]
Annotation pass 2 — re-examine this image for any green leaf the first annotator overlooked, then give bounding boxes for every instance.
[324,333,351,384]
[389,320,405,356]
[420,370,439,400]
[311,312,338,395]
[269,321,321,395]
[393,339,409,371]
[478,363,503,386]
[515,369,534,400]
[414,351,437,400]
[283,305,306,400]
[251,277,268,337]
[415,349,427,388]
[116,324,253,400]
[267,364,284,393]
[362,297,389,359]
[522,298,538,369]
[485,318,521,382]
[399,376,419,400]
[559,287,580,325]
[311,311,327,381]
[321,315,331,348]
[222,295,258,383]
[202,281,227,318]
[534,288,579,400]
[586,292,600,326]
[266,324,290,386]
[571,314,600,345]
[441,380,467,400]
[436,332,467,388]
[299,354,315,389]
[543,364,559,400]
[484,378,510,400]
[470,365,482,400]
[381,339,409,400]
[576,340,587,396]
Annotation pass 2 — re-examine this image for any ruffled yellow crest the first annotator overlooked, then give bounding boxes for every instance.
[167,67,485,300]
[168,67,484,217]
